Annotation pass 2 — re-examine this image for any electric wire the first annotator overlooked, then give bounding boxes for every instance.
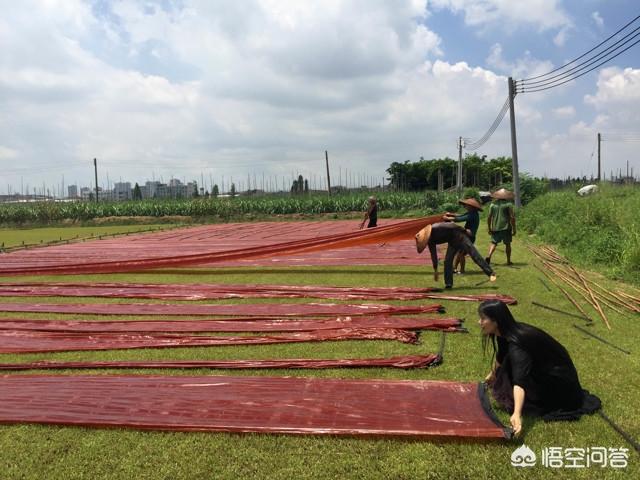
[520,14,640,82]
[520,25,640,87]
[517,32,640,92]
[463,97,510,150]
[516,14,640,93]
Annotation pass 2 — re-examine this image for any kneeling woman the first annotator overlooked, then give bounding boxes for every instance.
[478,300,601,436]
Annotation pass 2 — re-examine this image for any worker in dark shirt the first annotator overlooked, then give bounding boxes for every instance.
[415,222,496,288]
[359,196,378,229]
[444,197,483,274]
[479,300,601,437]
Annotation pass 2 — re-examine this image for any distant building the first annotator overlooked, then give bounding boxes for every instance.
[113,182,132,201]
[67,185,78,198]
[80,186,101,200]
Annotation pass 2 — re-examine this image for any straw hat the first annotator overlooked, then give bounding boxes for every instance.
[415,225,432,254]
[458,198,483,211]
[491,188,514,200]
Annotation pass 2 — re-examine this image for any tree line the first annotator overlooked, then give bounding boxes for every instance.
[385,154,514,192]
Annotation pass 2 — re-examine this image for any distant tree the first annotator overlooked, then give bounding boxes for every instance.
[291,180,298,193]
[204,190,210,198]
[212,184,219,197]
[297,175,304,193]
[230,183,236,197]
[304,179,309,193]
[193,186,199,198]
[132,183,142,200]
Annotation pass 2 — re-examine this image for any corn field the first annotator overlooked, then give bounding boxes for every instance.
[0,191,463,224]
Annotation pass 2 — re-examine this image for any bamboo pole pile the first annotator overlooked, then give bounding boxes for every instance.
[528,245,640,330]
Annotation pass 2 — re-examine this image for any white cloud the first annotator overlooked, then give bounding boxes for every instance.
[486,43,554,78]
[0,1,637,194]
[585,67,640,108]
[552,106,575,118]
[553,27,570,47]
[430,0,571,31]
[592,11,604,29]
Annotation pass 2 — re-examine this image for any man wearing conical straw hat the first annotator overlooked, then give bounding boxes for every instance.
[443,197,484,274]
[486,188,516,266]
[415,221,496,289]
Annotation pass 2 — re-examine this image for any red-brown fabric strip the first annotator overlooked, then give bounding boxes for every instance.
[0,328,418,353]
[0,302,444,317]
[0,316,464,333]
[0,216,443,275]
[0,354,442,370]
[0,283,516,304]
[0,375,509,438]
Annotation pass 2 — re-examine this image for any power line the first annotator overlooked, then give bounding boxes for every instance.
[517,32,640,92]
[520,14,640,82]
[463,96,510,150]
[516,14,640,93]
[519,26,640,88]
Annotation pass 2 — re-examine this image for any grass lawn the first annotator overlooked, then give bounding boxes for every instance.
[0,223,638,479]
[0,224,174,250]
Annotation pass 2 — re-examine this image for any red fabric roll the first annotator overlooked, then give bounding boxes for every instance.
[0,302,444,317]
[0,328,418,353]
[0,354,442,370]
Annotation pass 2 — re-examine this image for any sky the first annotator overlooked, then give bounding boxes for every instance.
[1,0,639,195]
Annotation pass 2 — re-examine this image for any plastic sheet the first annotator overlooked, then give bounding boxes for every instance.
[0,283,516,304]
[0,375,510,438]
[0,354,442,370]
[0,328,418,353]
[0,302,444,317]
[0,316,464,333]
[0,216,443,275]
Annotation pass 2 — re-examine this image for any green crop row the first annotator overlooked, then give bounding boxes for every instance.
[0,191,466,224]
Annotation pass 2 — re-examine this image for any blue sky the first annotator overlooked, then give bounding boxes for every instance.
[1,0,639,195]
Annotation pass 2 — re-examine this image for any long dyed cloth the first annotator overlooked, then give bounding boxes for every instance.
[0,215,443,275]
[0,302,444,317]
[0,316,464,333]
[0,375,511,439]
[0,354,442,371]
[0,328,418,353]
[0,282,516,304]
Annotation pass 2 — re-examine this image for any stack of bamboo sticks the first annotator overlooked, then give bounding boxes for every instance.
[528,244,640,330]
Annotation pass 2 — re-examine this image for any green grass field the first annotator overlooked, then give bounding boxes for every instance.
[0,223,638,479]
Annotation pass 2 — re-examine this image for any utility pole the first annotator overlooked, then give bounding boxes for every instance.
[597,132,601,182]
[325,150,332,196]
[508,77,521,207]
[93,158,99,203]
[457,136,463,198]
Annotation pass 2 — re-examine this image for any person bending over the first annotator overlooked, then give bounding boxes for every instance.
[444,197,483,274]
[478,299,601,437]
[416,222,496,289]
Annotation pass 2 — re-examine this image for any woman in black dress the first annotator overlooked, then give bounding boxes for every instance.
[478,300,601,436]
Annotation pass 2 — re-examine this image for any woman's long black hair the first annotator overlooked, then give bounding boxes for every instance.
[478,299,570,364]
[479,299,521,361]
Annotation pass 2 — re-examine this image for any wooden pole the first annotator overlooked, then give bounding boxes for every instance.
[325,150,331,197]
[508,77,521,207]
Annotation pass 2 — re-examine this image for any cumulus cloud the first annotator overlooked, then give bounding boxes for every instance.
[0,0,637,194]
[531,68,640,178]
[486,43,554,78]
[592,11,604,29]
[430,0,571,31]
[552,106,575,118]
